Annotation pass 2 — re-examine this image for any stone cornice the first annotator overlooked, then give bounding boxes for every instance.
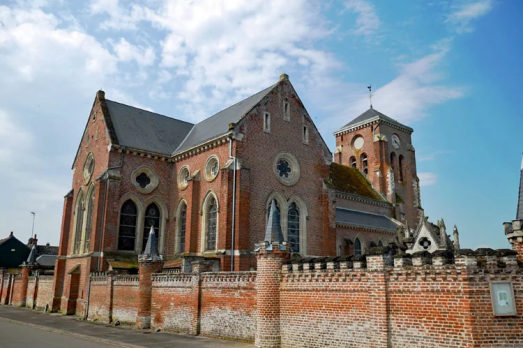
[172,134,231,162]
[334,118,413,137]
[335,191,393,208]
[335,223,396,235]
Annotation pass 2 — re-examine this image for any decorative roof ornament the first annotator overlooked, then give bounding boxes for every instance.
[139,226,162,261]
[25,245,37,266]
[255,200,286,252]
[368,85,373,109]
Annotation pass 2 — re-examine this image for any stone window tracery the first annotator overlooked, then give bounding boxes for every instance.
[83,153,95,184]
[206,198,217,251]
[204,156,220,182]
[287,203,300,253]
[178,166,191,190]
[131,166,159,194]
[118,200,137,251]
[273,152,300,186]
[73,191,85,254]
[176,201,187,253]
[83,188,95,253]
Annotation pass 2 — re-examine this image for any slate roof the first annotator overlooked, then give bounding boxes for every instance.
[517,156,523,220]
[36,245,58,256]
[105,100,194,156]
[336,108,413,133]
[35,255,56,267]
[174,84,276,154]
[335,208,399,232]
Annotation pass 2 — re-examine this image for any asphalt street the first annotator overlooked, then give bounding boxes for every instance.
[0,306,253,348]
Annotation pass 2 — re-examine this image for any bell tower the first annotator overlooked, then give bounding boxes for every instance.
[333,108,421,228]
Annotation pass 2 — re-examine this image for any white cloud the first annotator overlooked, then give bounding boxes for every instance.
[344,0,380,36]
[418,172,438,187]
[447,0,493,33]
[112,38,155,66]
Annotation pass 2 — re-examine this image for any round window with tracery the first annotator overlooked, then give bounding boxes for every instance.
[273,152,300,186]
[131,165,159,194]
[83,153,95,184]
[178,166,191,190]
[204,156,220,182]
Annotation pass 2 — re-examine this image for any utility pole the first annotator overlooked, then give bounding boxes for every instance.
[30,212,36,239]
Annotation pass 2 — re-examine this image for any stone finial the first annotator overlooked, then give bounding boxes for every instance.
[439,219,447,247]
[280,73,289,81]
[261,200,285,251]
[453,225,460,250]
[140,226,162,261]
[25,245,37,266]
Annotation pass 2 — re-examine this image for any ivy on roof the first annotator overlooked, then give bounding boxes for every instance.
[327,162,384,201]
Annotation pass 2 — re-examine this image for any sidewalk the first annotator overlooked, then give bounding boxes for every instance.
[0,306,253,348]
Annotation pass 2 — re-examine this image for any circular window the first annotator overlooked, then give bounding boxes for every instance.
[352,136,364,150]
[419,237,431,250]
[273,152,300,186]
[178,166,191,190]
[83,153,95,184]
[204,156,220,182]
[131,165,159,194]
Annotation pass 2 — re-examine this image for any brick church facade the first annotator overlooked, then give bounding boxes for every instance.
[52,74,455,316]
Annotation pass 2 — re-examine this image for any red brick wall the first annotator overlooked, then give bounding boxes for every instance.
[151,273,198,334]
[112,275,140,324]
[200,272,257,342]
[26,277,37,309]
[36,276,54,310]
[87,274,110,321]
[11,274,23,305]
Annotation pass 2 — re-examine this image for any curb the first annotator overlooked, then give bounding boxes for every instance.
[0,316,145,348]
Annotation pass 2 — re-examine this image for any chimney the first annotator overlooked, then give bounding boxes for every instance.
[9,231,13,237]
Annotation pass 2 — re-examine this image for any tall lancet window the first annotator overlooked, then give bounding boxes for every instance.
[178,202,187,253]
[143,203,160,251]
[118,200,137,251]
[361,154,368,175]
[83,188,95,253]
[207,198,217,250]
[287,203,300,253]
[354,237,362,256]
[399,155,405,182]
[74,191,85,254]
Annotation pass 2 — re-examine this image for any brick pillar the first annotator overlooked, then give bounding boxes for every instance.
[17,266,32,307]
[255,242,290,348]
[366,254,389,347]
[136,260,163,329]
[189,273,201,335]
[107,272,114,323]
[3,274,12,305]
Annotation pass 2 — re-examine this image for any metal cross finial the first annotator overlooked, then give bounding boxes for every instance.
[368,85,373,109]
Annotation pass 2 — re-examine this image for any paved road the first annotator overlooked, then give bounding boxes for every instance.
[0,306,253,348]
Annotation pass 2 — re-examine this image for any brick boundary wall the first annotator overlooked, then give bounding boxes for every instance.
[2,248,523,347]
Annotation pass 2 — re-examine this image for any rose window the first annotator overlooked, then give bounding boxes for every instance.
[277,159,292,178]
[136,173,151,188]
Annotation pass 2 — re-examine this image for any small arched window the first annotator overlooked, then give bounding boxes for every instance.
[83,188,95,253]
[361,154,368,175]
[287,203,300,253]
[378,240,383,247]
[177,202,187,253]
[354,237,362,256]
[350,156,357,169]
[206,197,218,250]
[399,155,405,182]
[118,200,137,251]
[143,203,161,251]
[390,152,396,175]
[73,191,85,254]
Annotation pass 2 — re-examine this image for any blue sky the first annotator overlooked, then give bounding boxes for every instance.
[0,0,521,249]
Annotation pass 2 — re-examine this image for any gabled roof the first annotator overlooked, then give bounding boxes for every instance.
[335,208,399,232]
[174,83,276,154]
[105,100,194,156]
[35,255,56,267]
[36,245,59,256]
[517,155,523,220]
[335,108,413,134]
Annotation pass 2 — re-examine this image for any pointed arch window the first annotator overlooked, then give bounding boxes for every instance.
[399,155,405,182]
[378,240,383,247]
[206,198,217,250]
[83,188,95,253]
[118,200,137,251]
[354,237,362,256]
[143,203,160,252]
[177,202,187,253]
[361,154,368,175]
[287,203,300,253]
[73,191,85,254]
[350,156,357,169]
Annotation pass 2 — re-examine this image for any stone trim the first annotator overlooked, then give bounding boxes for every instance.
[335,191,393,208]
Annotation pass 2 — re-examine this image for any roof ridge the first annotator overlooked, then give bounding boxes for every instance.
[105,99,195,126]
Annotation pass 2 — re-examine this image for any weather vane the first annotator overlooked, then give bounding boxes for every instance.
[368,85,373,109]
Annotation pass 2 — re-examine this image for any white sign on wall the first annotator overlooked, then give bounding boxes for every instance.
[490,281,517,316]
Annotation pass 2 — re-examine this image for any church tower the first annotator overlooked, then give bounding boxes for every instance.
[333,108,421,228]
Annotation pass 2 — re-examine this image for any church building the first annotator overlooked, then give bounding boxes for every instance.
[52,74,457,313]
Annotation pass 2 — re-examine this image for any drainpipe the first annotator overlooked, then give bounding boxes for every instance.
[96,147,125,271]
[84,274,92,320]
[228,126,238,271]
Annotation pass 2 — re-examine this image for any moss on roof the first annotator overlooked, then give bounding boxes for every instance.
[328,162,384,201]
